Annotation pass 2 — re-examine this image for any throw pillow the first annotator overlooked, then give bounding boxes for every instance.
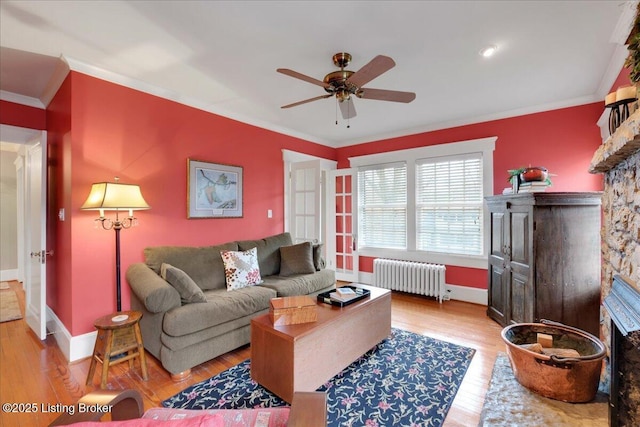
[279,242,315,276]
[160,263,207,304]
[312,243,325,270]
[220,247,263,291]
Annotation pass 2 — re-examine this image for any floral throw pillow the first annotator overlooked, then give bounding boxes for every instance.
[220,247,263,291]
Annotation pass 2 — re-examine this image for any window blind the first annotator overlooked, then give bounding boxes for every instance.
[416,154,483,255]
[357,162,407,249]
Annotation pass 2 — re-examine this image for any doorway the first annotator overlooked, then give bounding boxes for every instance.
[0,124,48,339]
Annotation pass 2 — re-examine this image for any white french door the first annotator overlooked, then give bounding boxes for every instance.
[289,160,321,244]
[25,133,48,340]
[326,168,358,282]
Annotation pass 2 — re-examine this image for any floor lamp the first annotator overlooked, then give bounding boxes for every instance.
[81,177,150,315]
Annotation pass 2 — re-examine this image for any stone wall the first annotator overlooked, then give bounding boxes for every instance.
[590,109,640,426]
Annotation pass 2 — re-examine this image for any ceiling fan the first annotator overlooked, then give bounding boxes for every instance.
[277,52,416,121]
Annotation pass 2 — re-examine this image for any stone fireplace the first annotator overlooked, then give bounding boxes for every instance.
[590,109,640,426]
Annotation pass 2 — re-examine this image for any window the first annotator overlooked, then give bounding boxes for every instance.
[357,162,407,249]
[416,154,483,256]
[350,137,495,268]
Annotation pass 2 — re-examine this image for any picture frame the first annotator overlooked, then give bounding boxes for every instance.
[187,159,243,218]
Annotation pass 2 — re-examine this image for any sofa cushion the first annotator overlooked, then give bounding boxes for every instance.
[144,242,238,290]
[220,247,263,290]
[162,286,276,337]
[312,243,325,270]
[260,268,335,297]
[237,232,292,276]
[161,263,207,304]
[279,242,315,276]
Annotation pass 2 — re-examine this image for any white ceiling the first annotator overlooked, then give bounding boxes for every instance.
[0,1,635,147]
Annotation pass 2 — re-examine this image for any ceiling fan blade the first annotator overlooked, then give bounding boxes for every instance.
[356,88,416,103]
[339,98,357,119]
[281,94,332,109]
[346,55,396,88]
[277,68,330,89]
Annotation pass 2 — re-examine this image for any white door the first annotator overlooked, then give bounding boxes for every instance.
[327,169,359,282]
[290,160,321,244]
[25,133,47,340]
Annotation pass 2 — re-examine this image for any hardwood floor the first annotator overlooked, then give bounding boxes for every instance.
[0,281,504,426]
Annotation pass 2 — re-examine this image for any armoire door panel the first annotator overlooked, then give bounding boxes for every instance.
[509,210,530,266]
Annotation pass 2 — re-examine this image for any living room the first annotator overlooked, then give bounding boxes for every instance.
[1,1,638,426]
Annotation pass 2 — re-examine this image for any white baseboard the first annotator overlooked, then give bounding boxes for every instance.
[46,307,97,363]
[357,272,487,305]
[0,269,18,282]
[446,283,488,305]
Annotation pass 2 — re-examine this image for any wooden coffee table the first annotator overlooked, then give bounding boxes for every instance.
[250,284,391,403]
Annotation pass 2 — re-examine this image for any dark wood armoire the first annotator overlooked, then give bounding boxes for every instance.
[485,192,602,336]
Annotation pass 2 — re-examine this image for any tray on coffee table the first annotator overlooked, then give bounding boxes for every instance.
[317,285,370,307]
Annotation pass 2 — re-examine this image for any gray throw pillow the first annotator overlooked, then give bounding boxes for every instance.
[161,263,207,304]
[313,243,325,270]
[279,242,315,276]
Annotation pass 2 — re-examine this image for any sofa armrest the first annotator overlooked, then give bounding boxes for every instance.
[48,389,143,425]
[126,263,181,313]
[288,391,327,427]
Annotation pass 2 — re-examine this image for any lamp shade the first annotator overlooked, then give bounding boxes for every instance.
[81,182,150,211]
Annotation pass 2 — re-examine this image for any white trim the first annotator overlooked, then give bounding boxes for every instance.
[357,271,487,305]
[597,44,633,99]
[63,56,334,147]
[357,248,487,270]
[53,53,624,149]
[0,269,18,281]
[46,306,96,362]
[610,1,638,45]
[281,149,337,170]
[40,56,71,107]
[598,109,610,142]
[592,1,636,105]
[0,90,45,109]
[335,97,599,148]
[282,149,337,234]
[445,283,487,305]
[348,137,497,167]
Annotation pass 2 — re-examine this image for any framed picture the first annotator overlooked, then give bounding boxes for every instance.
[187,159,243,218]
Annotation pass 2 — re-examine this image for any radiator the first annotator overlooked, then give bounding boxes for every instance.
[373,258,447,303]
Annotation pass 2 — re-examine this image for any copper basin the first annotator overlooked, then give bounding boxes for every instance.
[501,320,606,403]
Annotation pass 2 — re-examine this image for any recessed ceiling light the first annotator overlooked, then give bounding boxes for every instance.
[479,45,498,58]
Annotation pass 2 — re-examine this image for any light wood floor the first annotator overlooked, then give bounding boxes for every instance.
[0,281,504,426]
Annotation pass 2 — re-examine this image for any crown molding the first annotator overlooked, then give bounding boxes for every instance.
[40,56,71,108]
[597,44,632,99]
[0,90,45,109]
[63,56,335,147]
[335,94,600,148]
[610,1,638,45]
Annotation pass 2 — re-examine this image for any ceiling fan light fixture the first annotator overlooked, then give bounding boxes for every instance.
[479,45,498,58]
[337,89,351,102]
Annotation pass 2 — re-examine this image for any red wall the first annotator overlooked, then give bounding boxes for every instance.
[336,103,605,288]
[49,72,336,335]
[3,69,610,334]
[0,100,46,130]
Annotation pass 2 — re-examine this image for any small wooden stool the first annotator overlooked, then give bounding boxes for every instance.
[86,310,148,389]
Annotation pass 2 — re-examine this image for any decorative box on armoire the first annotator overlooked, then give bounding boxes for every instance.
[485,192,602,336]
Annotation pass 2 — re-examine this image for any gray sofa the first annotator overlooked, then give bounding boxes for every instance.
[126,232,335,377]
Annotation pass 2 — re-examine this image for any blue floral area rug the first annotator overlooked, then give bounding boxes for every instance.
[163,328,475,427]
